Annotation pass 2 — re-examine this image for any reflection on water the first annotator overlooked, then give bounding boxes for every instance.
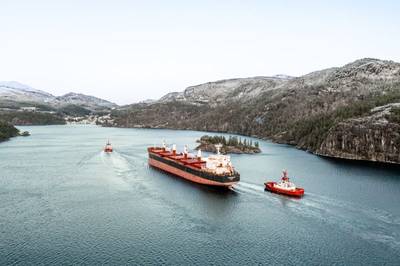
[0,125,399,265]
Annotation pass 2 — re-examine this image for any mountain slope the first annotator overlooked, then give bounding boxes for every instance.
[159,75,293,106]
[0,81,117,126]
[111,58,400,164]
[0,81,54,102]
[56,92,117,110]
[0,81,117,112]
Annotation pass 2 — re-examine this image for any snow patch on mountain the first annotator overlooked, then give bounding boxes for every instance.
[0,81,117,110]
[157,76,293,105]
[56,92,117,108]
[0,81,54,102]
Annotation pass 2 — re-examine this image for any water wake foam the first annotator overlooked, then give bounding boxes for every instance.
[98,151,144,191]
[233,181,400,251]
[76,150,101,167]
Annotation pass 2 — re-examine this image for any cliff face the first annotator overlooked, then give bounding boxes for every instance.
[111,58,400,164]
[317,104,400,163]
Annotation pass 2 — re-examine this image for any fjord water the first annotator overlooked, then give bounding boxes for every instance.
[1,125,399,265]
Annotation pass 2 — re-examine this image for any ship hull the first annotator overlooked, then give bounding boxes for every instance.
[148,154,239,187]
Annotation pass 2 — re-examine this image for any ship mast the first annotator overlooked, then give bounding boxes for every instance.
[183,145,188,158]
[215,144,222,155]
[197,149,202,160]
[172,144,177,155]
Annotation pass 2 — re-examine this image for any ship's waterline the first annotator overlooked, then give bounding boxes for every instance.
[1,124,400,265]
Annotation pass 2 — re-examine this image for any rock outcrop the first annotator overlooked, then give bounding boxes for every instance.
[317,104,400,163]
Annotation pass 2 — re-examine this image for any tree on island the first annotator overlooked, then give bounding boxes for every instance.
[197,135,261,154]
[0,121,20,142]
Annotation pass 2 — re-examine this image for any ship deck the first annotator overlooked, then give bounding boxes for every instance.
[148,147,206,169]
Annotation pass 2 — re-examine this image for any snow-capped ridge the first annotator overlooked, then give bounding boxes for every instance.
[0,81,54,96]
[157,75,294,105]
[56,92,117,108]
[0,82,117,110]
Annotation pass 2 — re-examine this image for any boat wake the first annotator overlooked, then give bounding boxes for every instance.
[233,181,400,251]
[98,150,145,190]
[233,182,290,203]
[232,182,268,197]
[76,151,101,167]
[298,193,400,251]
[117,150,147,161]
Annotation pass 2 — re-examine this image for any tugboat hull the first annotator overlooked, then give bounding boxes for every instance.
[104,140,113,153]
[264,182,304,197]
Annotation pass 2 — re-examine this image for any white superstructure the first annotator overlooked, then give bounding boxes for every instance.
[162,142,236,176]
[203,144,235,175]
[274,170,297,191]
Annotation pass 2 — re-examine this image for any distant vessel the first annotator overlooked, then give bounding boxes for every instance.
[148,142,240,187]
[264,170,304,197]
[104,140,113,153]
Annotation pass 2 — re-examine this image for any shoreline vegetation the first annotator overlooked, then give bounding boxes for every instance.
[0,121,20,142]
[0,121,31,142]
[0,111,65,126]
[195,135,261,154]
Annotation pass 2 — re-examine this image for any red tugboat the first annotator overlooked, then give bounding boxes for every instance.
[264,170,304,197]
[148,142,240,187]
[104,140,113,153]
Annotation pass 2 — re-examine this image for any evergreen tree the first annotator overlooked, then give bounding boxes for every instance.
[232,136,238,146]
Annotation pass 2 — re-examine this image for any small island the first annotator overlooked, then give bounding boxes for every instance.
[195,135,261,154]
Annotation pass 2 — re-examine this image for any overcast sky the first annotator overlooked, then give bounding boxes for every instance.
[1,0,399,104]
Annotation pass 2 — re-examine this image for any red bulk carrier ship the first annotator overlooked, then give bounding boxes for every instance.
[148,143,240,187]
